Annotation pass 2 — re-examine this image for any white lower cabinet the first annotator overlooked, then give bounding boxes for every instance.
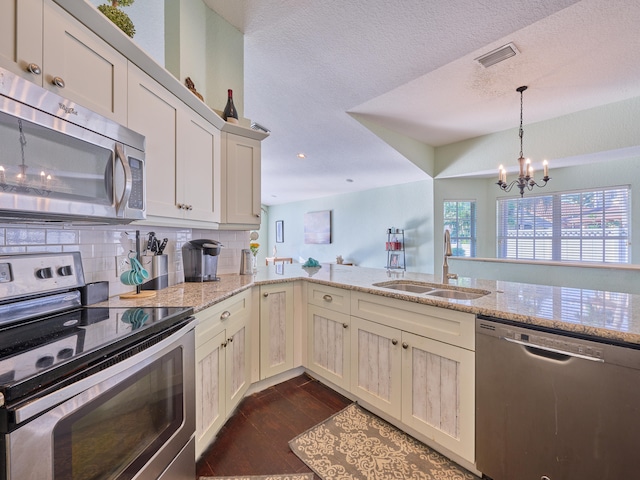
[307,305,351,390]
[259,283,294,379]
[195,291,251,458]
[401,330,475,463]
[350,316,402,417]
[350,291,476,464]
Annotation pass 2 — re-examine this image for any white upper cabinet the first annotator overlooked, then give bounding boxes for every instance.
[127,64,179,218]
[0,0,43,81]
[128,63,222,225]
[1,0,128,124]
[223,133,261,227]
[176,106,221,223]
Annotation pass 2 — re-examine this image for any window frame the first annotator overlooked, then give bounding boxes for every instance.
[443,199,477,258]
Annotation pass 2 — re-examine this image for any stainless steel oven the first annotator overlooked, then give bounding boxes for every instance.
[0,65,145,224]
[0,253,196,480]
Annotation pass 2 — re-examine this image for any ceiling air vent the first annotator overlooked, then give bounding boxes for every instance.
[250,121,270,133]
[475,43,519,68]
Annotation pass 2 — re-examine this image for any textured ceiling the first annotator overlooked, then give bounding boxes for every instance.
[204,0,640,205]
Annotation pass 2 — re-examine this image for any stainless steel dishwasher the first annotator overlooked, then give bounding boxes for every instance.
[476,315,640,480]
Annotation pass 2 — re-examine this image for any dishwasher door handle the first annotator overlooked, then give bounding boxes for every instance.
[502,336,605,363]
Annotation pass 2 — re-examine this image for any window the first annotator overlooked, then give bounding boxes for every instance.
[444,200,476,257]
[497,186,630,263]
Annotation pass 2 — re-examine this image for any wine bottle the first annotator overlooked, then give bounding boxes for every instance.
[223,89,239,124]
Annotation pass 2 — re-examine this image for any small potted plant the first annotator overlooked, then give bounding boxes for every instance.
[98,0,136,38]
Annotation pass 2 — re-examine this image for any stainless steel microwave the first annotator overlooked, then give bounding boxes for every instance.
[0,66,145,224]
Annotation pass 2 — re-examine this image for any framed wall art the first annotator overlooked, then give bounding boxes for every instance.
[276,220,284,243]
[304,210,331,244]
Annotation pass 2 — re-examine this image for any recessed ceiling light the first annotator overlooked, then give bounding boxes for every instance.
[297,153,306,159]
[346,178,354,183]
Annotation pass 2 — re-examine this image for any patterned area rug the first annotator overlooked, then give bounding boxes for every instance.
[289,403,479,480]
[199,475,314,480]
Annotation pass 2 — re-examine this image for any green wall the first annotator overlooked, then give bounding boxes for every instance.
[164,0,244,116]
[265,180,435,273]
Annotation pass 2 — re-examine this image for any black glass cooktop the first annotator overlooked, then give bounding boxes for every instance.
[0,306,193,405]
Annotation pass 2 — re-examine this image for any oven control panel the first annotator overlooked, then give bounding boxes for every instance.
[0,252,85,301]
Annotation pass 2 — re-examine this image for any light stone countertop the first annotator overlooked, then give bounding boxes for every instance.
[99,264,640,346]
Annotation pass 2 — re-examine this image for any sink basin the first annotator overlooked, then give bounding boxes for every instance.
[373,281,490,300]
[374,282,436,294]
[425,289,488,300]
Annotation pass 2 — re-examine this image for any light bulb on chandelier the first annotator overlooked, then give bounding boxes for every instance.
[497,86,550,197]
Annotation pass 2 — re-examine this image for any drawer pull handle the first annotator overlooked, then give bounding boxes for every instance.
[402,342,409,349]
[220,311,231,320]
[392,339,398,346]
[52,76,65,88]
[323,294,333,302]
[343,323,348,329]
[27,63,41,75]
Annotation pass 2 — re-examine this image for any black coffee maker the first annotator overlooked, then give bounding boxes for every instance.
[182,239,223,282]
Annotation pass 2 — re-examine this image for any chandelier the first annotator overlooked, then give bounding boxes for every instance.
[497,86,550,197]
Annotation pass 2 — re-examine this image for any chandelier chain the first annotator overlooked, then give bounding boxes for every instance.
[519,89,524,159]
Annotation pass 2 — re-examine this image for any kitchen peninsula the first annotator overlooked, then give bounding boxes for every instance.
[99,263,640,474]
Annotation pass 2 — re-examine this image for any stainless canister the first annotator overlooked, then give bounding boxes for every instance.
[240,249,252,275]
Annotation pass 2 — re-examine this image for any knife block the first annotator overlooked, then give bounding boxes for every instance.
[141,254,168,291]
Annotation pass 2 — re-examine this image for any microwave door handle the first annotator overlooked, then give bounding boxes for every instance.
[114,143,132,217]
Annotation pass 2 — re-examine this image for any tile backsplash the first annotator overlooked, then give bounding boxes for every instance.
[0,223,251,297]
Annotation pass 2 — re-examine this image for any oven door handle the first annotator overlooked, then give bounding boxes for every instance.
[115,143,132,217]
[502,336,605,363]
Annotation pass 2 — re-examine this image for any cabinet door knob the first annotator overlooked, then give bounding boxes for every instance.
[187,204,193,210]
[254,213,260,218]
[228,336,233,343]
[263,292,269,297]
[221,341,228,348]
[52,76,65,88]
[342,323,348,329]
[322,294,333,302]
[220,311,231,320]
[402,342,409,349]
[176,203,183,209]
[27,63,41,75]
[391,339,398,346]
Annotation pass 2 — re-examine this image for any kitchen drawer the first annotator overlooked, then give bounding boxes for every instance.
[195,289,250,348]
[307,283,350,314]
[351,291,475,351]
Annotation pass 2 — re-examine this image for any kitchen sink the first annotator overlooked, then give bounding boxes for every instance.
[375,282,437,294]
[424,289,488,300]
[373,281,440,293]
[373,281,490,300]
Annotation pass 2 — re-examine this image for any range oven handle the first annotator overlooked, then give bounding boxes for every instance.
[114,143,132,217]
[502,336,605,363]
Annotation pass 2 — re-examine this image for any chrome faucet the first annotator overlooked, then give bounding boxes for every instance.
[443,229,457,283]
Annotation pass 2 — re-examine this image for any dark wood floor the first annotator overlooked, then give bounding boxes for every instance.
[196,374,352,479]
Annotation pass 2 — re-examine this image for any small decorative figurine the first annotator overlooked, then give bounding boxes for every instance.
[185,77,204,101]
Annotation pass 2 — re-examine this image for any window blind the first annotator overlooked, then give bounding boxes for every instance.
[497,186,630,263]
